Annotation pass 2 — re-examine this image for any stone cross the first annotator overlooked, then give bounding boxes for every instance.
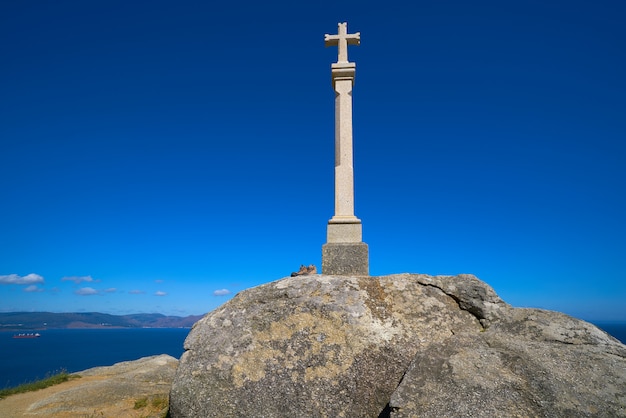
[322,22,369,276]
[324,22,360,64]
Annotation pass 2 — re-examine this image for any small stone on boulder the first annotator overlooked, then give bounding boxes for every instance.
[290,264,317,277]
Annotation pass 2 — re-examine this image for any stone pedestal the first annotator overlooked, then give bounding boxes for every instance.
[322,242,369,276]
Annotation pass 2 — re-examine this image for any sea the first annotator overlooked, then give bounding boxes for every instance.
[0,328,189,389]
[1,324,625,390]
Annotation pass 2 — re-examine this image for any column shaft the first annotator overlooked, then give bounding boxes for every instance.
[334,78,356,219]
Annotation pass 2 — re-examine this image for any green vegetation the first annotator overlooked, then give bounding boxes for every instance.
[134,397,149,409]
[0,370,79,399]
[151,395,168,410]
[134,395,170,417]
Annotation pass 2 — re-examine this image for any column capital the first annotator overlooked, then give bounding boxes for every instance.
[331,63,356,89]
[331,62,356,78]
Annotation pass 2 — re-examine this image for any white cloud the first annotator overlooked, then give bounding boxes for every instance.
[0,273,44,285]
[155,279,164,284]
[75,287,99,296]
[155,291,167,296]
[129,290,145,295]
[104,288,117,293]
[61,275,98,284]
[213,289,231,296]
[24,285,44,293]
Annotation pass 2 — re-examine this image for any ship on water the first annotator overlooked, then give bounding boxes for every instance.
[13,333,41,339]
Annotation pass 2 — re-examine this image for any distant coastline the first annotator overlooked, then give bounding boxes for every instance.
[0,312,204,331]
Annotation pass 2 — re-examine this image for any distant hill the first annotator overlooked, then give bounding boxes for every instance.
[0,312,204,330]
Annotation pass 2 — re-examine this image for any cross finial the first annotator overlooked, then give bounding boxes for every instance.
[324,22,360,64]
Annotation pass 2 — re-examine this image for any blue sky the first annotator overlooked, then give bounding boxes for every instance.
[1,1,624,321]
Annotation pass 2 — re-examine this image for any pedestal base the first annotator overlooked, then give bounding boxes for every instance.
[322,242,369,276]
[327,221,362,243]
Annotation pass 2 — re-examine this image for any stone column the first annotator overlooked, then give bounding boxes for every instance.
[322,23,369,276]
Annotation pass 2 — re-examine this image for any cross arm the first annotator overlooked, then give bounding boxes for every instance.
[324,33,361,47]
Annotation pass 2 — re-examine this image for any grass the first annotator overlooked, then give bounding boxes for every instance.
[134,397,149,409]
[0,370,79,399]
[134,395,170,417]
[151,395,168,410]
[2,373,170,417]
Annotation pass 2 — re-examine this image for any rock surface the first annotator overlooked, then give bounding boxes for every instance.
[0,354,177,417]
[170,274,626,418]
